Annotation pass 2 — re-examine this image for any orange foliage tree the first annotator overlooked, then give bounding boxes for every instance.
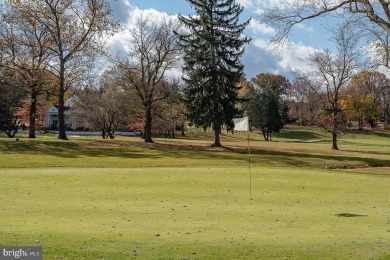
[341,71,389,129]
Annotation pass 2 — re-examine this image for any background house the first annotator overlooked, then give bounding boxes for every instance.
[45,96,86,130]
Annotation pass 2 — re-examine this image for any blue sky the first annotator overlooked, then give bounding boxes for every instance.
[0,0,357,80]
[2,0,380,79]
[129,0,190,15]
[107,0,340,80]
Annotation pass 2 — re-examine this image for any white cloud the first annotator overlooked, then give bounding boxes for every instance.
[362,41,390,77]
[254,8,265,15]
[106,3,320,81]
[255,0,341,10]
[165,67,183,80]
[106,7,182,78]
[107,7,179,55]
[248,19,275,36]
[107,0,134,23]
[237,0,254,9]
[295,22,314,32]
[243,38,320,79]
[252,39,270,49]
[124,8,178,31]
[276,41,318,73]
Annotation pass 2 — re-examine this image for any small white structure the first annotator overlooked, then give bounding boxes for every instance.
[45,96,86,130]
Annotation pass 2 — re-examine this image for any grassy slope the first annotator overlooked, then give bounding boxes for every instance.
[0,126,389,259]
[1,126,390,169]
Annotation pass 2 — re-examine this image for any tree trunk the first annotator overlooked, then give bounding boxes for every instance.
[58,62,67,140]
[212,123,222,147]
[358,117,364,130]
[28,90,38,138]
[332,105,339,150]
[332,132,338,150]
[58,87,67,140]
[144,103,154,143]
[4,118,18,138]
[5,129,17,138]
[101,127,106,139]
[262,128,269,141]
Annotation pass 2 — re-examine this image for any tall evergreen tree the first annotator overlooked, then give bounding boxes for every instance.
[178,0,250,147]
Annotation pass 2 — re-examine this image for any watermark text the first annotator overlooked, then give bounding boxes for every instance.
[0,247,41,260]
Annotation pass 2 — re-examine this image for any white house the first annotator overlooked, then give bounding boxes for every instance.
[45,96,86,130]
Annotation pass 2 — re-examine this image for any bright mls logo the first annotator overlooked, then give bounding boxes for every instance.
[0,247,41,260]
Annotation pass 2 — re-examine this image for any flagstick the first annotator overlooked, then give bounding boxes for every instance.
[233,117,252,199]
[248,131,252,200]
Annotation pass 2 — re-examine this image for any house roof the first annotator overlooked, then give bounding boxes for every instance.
[54,105,71,111]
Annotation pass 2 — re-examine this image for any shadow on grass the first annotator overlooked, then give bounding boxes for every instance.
[0,139,146,159]
[274,128,325,140]
[368,131,390,138]
[1,136,390,169]
[341,148,390,156]
[247,147,390,169]
[335,213,368,217]
[0,138,246,163]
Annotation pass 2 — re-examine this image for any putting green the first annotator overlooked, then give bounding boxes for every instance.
[0,167,389,259]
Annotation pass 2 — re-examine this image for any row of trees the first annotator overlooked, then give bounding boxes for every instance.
[0,0,252,147]
[75,0,251,146]
[72,58,390,148]
[0,0,120,140]
[2,0,390,150]
[241,23,390,149]
[262,1,390,150]
[73,65,187,140]
[290,70,390,129]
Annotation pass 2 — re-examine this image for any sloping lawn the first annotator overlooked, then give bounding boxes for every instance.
[1,128,390,169]
[0,126,389,259]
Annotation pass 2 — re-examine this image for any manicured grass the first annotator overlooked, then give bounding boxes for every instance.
[1,128,390,169]
[0,126,389,259]
[0,167,389,259]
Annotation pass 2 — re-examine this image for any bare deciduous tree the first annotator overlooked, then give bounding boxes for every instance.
[298,28,361,150]
[383,83,390,128]
[262,1,390,42]
[0,74,25,138]
[118,16,182,143]
[73,66,139,139]
[262,1,390,70]
[7,0,120,140]
[0,2,56,138]
[74,86,131,139]
[288,75,318,126]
